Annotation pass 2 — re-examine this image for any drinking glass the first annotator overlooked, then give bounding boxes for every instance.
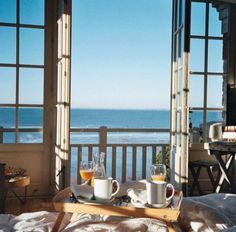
[151,164,166,182]
[79,161,94,184]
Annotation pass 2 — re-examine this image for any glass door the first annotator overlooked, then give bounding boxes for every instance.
[53,0,72,190]
[170,0,190,195]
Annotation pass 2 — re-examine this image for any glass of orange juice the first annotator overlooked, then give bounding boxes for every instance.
[79,161,94,184]
[151,164,166,182]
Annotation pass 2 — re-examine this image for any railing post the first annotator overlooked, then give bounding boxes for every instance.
[99,126,107,154]
[0,127,3,144]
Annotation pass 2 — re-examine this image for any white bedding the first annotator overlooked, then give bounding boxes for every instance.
[179,194,236,232]
[63,214,168,232]
[0,211,70,232]
[0,212,168,232]
[1,193,236,232]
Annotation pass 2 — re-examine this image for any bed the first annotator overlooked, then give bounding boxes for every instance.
[1,185,236,231]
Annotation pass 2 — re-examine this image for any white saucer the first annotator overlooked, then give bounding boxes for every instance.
[148,200,171,208]
[77,196,116,205]
[131,199,171,208]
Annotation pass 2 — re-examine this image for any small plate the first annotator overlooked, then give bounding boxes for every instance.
[148,200,171,208]
[131,199,171,208]
[77,196,116,205]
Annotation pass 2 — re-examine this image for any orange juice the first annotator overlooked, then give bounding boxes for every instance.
[80,169,94,181]
[151,174,166,182]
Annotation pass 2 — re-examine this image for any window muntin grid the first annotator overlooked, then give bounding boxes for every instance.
[0,0,45,144]
[189,1,225,143]
[172,0,185,146]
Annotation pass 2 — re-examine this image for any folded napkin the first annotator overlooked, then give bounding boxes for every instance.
[127,188,147,205]
[117,180,146,197]
[71,184,94,200]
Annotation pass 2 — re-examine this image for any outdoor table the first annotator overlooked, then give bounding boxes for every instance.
[52,190,183,232]
[208,141,236,193]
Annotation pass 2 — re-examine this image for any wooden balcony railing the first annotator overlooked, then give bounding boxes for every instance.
[0,126,170,184]
[70,127,170,184]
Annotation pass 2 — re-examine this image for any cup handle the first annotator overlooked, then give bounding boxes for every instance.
[166,183,175,202]
[111,180,120,197]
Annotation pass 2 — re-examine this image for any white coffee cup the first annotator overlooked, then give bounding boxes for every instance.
[94,177,120,202]
[146,180,175,205]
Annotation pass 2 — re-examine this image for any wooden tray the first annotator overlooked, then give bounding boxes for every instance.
[53,190,182,222]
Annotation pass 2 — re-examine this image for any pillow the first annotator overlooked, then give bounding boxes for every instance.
[179,198,233,232]
[190,193,236,225]
[0,214,15,231]
[222,226,236,231]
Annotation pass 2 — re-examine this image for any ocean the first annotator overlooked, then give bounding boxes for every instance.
[0,108,223,182]
[0,108,223,143]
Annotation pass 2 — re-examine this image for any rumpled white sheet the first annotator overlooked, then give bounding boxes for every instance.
[0,211,69,232]
[63,214,168,232]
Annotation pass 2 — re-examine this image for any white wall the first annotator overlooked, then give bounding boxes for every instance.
[0,144,51,196]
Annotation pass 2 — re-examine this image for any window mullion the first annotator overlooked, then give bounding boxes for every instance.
[203,3,209,142]
[15,0,20,143]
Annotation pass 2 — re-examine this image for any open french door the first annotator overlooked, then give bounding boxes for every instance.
[53,0,72,191]
[170,0,191,195]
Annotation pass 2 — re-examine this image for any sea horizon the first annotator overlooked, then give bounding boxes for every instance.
[70,107,170,111]
[0,108,223,144]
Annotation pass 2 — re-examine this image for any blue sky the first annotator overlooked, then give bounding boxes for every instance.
[0,0,224,110]
[71,0,172,109]
[71,0,223,110]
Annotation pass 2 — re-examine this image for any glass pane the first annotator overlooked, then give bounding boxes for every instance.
[18,107,43,128]
[0,107,16,128]
[208,40,223,73]
[207,76,223,108]
[190,75,204,108]
[175,72,179,108]
[178,69,182,108]
[180,29,184,65]
[0,0,16,23]
[178,0,182,27]
[177,31,184,66]
[20,28,44,65]
[176,0,180,29]
[0,27,16,64]
[175,34,179,67]
[181,0,185,25]
[18,132,43,143]
[207,110,223,123]
[206,110,223,141]
[177,111,182,146]
[191,2,205,36]
[19,68,44,104]
[190,39,205,72]
[0,67,16,103]
[3,132,15,144]
[189,110,203,143]
[209,5,221,37]
[20,0,44,25]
